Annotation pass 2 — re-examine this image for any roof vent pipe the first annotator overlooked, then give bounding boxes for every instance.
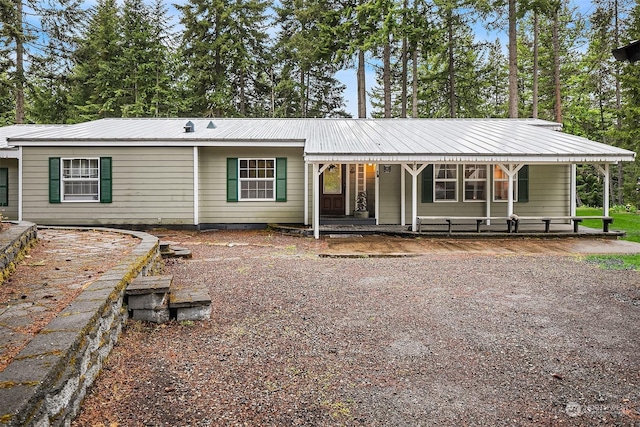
[207,121,216,129]
[184,121,194,133]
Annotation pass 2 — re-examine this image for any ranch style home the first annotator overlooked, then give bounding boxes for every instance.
[0,118,635,238]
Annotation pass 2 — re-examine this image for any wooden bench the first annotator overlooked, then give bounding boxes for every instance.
[510,216,613,233]
[416,216,515,233]
[571,216,614,233]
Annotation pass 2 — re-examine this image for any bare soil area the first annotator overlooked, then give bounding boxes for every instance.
[73,230,640,426]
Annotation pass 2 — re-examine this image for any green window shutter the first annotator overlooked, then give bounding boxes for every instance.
[276,157,287,202]
[421,164,434,203]
[518,165,529,203]
[0,168,8,206]
[227,158,238,202]
[100,157,112,203]
[49,157,61,203]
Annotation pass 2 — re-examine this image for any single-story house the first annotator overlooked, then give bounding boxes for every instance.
[0,118,635,238]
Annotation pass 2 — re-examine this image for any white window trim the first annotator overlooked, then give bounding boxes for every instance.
[61,157,100,203]
[434,164,458,202]
[463,163,487,202]
[238,157,276,201]
[492,165,518,202]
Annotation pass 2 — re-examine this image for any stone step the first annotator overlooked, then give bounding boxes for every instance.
[159,241,193,259]
[125,274,211,323]
[169,285,211,321]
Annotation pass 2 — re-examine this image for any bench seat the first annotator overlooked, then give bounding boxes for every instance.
[416,216,514,233]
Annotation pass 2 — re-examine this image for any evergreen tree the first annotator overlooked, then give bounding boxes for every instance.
[178,0,271,117]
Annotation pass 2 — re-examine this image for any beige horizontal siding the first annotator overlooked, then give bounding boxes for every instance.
[22,147,194,225]
[198,147,305,224]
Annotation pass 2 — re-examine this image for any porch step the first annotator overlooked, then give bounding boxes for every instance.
[319,216,376,226]
[125,275,210,323]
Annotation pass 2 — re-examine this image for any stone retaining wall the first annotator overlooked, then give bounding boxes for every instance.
[0,222,38,285]
[0,227,162,427]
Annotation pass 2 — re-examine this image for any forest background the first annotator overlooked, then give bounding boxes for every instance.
[0,0,639,207]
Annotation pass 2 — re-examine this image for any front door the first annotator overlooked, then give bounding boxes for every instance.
[320,164,345,215]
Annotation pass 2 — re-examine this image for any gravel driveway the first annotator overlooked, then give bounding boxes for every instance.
[73,231,640,426]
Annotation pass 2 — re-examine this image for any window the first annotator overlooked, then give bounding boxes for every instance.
[227,157,287,202]
[62,158,99,201]
[49,157,112,203]
[493,165,517,201]
[239,158,275,200]
[434,164,457,201]
[464,164,487,201]
[0,168,7,207]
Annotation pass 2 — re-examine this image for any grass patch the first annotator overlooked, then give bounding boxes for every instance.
[577,206,640,270]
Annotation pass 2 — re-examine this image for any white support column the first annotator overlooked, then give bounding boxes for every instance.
[345,163,350,216]
[193,147,199,226]
[313,163,320,239]
[374,164,380,225]
[497,163,524,217]
[304,161,309,225]
[400,166,406,226]
[485,164,491,222]
[570,164,577,216]
[603,164,610,217]
[596,164,611,217]
[18,147,23,221]
[402,163,428,232]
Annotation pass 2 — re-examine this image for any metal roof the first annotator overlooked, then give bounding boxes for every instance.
[5,118,635,164]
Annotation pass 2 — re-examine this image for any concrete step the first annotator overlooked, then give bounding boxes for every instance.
[125,275,211,323]
[159,241,193,259]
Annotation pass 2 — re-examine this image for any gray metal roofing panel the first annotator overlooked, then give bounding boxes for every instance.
[6,118,635,162]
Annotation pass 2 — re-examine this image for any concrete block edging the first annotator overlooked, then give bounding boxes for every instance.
[0,225,162,427]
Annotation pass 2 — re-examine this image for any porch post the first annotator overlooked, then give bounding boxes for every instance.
[313,162,320,239]
[374,164,380,225]
[603,163,610,217]
[304,161,309,225]
[485,164,491,222]
[596,164,611,217]
[497,163,524,217]
[570,164,577,216]
[18,147,22,221]
[400,166,406,226]
[402,163,428,232]
[345,163,350,215]
[193,146,199,226]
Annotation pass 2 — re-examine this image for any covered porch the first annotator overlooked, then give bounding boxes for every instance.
[301,120,635,240]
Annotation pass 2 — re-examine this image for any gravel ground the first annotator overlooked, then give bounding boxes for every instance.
[73,230,640,426]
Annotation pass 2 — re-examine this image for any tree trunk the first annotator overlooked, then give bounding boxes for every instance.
[357,49,367,118]
[400,0,408,118]
[447,9,456,118]
[383,41,391,118]
[15,0,25,124]
[508,0,518,118]
[532,12,539,119]
[552,8,561,123]
[401,36,408,118]
[614,0,623,204]
[412,48,418,117]
[300,69,306,117]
